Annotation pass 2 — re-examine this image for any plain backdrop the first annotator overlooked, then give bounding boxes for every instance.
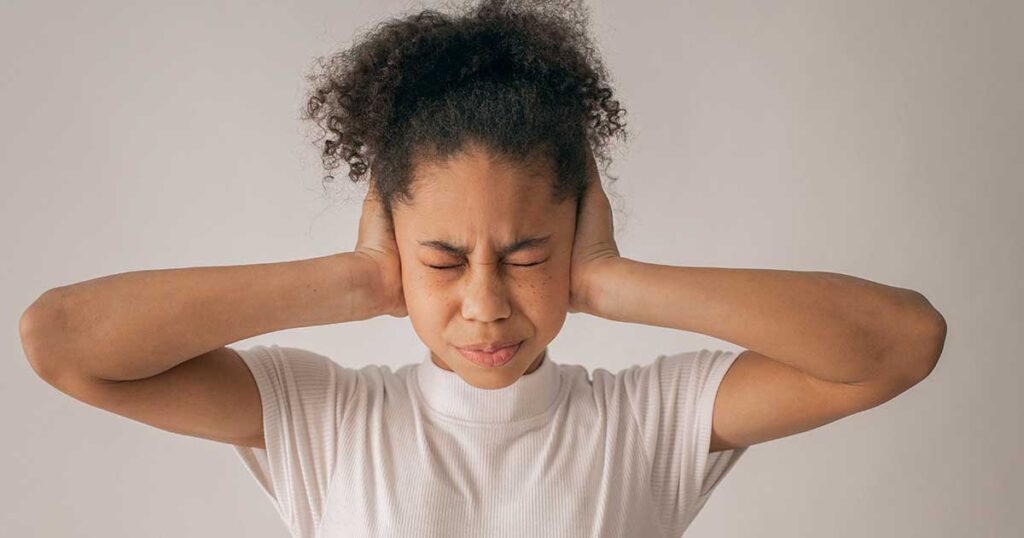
[2,0,1020,536]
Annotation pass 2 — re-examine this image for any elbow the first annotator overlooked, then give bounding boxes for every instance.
[917,306,947,380]
[890,290,948,384]
[20,306,52,381]
[19,290,69,383]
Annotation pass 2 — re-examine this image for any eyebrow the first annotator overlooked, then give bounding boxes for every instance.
[418,234,552,257]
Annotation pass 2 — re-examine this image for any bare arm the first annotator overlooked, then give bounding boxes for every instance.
[20,252,383,383]
[585,260,944,384]
[19,166,403,449]
[580,259,946,452]
[18,252,387,448]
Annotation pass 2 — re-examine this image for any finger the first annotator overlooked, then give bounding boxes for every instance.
[366,170,398,233]
[583,173,611,214]
[576,155,598,218]
[365,170,380,203]
[582,147,610,200]
[363,171,390,218]
[583,142,599,177]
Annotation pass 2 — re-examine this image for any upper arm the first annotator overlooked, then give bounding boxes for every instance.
[37,346,266,449]
[708,349,923,452]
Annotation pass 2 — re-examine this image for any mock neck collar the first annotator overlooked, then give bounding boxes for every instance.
[414,346,561,424]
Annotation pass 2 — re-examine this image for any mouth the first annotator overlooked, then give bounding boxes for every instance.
[454,340,523,368]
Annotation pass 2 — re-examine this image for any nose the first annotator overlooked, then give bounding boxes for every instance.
[460,263,512,322]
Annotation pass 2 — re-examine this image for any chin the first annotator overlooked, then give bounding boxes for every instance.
[463,371,522,390]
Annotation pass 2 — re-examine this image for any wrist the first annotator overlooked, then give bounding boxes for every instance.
[333,252,386,320]
[344,251,404,319]
[579,256,634,318]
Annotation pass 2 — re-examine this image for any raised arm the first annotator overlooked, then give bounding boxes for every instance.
[21,253,387,382]
[18,251,391,448]
[567,146,946,453]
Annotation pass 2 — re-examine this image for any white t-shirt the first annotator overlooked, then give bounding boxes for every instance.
[231,344,748,538]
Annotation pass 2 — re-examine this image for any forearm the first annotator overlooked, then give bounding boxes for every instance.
[20,252,383,382]
[586,257,944,384]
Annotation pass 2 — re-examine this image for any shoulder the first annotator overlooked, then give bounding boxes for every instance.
[235,344,416,400]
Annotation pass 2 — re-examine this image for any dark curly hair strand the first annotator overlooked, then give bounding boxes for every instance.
[301,0,628,218]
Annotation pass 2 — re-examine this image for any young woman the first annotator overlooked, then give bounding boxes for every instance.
[20,0,947,536]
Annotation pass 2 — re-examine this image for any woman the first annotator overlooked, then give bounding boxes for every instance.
[19,0,947,537]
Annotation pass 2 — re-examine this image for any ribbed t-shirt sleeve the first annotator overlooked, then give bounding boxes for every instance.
[229,344,360,537]
[622,348,750,535]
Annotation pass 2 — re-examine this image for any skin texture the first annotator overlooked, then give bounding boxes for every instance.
[391,141,579,389]
[321,0,629,390]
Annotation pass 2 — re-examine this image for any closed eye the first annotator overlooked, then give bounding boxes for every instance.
[427,260,547,270]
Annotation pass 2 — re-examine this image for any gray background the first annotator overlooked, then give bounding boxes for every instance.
[2,0,1020,536]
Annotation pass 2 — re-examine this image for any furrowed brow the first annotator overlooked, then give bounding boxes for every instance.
[418,234,552,257]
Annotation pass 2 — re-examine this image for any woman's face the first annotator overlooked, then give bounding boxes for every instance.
[392,142,577,389]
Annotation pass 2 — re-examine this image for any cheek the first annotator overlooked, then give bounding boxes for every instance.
[402,278,447,348]
[513,268,571,327]
[401,272,445,315]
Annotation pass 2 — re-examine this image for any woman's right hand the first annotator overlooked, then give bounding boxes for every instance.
[353,172,408,318]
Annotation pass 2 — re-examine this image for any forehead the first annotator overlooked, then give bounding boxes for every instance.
[398,144,562,228]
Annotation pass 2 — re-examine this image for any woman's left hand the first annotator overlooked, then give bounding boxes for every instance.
[568,146,622,314]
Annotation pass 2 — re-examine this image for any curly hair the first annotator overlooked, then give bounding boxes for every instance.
[302,0,628,218]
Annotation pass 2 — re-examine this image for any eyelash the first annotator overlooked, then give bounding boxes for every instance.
[427,261,546,270]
